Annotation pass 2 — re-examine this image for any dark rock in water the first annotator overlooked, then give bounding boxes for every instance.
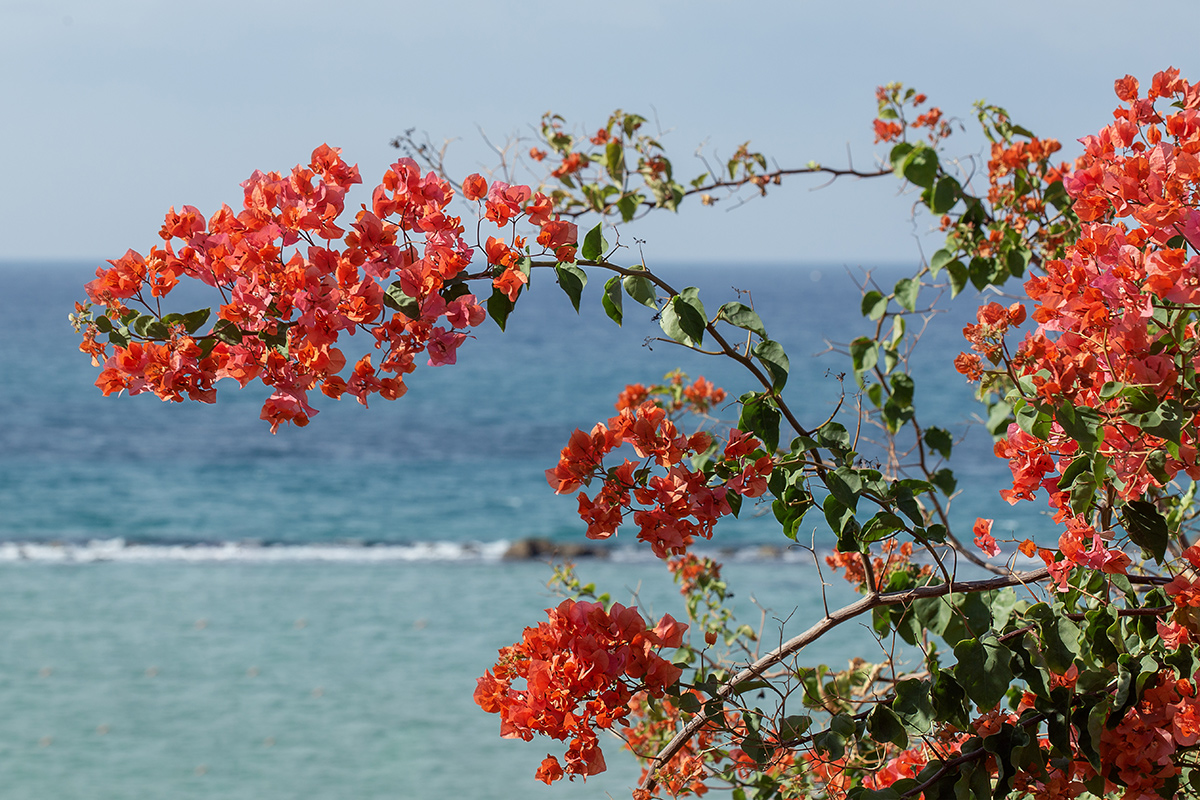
[502,538,609,560]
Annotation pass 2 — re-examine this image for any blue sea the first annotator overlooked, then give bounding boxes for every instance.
[0,261,1042,798]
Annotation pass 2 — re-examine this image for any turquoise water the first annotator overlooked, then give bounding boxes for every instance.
[0,560,872,799]
[0,261,1040,797]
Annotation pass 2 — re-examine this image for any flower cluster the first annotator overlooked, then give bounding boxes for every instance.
[75,147,578,431]
[545,388,768,557]
[872,84,950,144]
[957,69,1200,577]
[474,599,685,783]
[667,553,722,595]
[616,371,727,416]
[824,537,927,591]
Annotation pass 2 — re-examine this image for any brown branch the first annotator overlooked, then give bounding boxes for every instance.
[639,567,1051,793]
[553,165,894,219]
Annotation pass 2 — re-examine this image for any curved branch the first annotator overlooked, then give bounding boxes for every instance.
[638,567,1051,793]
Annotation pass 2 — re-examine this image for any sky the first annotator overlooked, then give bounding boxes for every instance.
[3,0,1199,267]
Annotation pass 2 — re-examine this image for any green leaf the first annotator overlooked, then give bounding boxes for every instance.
[554,263,587,312]
[824,495,860,551]
[893,679,934,734]
[946,259,968,297]
[604,140,625,183]
[914,597,952,637]
[850,338,878,386]
[941,591,995,646]
[1015,401,1053,440]
[861,291,887,320]
[901,145,939,189]
[1135,399,1185,444]
[1068,472,1096,516]
[1123,500,1169,563]
[739,393,780,453]
[1057,402,1102,452]
[259,325,288,353]
[487,287,516,331]
[931,468,956,496]
[779,715,811,742]
[211,319,243,345]
[1027,603,1082,675]
[867,704,908,748]
[969,255,1003,291]
[753,339,789,390]
[772,486,812,540]
[826,467,863,512]
[817,421,852,456]
[739,730,773,766]
[930,667,970,730]
[384,281,421,319]
[953,759,994,800]
[929,249,954,278]
[717,302,767,337]
[170,308,211,334]
[601,276,623,326]
[860,511,905,544]
[130,314,168,339]
[581,222,607,261]
[727,490,743,518]
[441,281,470,303]
[813,729,846,761]
[660,289,706,347]
[830,713,856,738]
[953,637,1013,710]
[889,142,914,174]
[986,399,1013,438]
[1006,246,1031,278]
[622,272,658,308]
[894,277,919,312]
[929,176,961,214]
[1057,455,1091,490]
[616,193,641,222]
[924,427,953,460]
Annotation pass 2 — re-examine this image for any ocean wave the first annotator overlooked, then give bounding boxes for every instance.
[0,538,826,565]
[0,538,514,564]
[0,537,1038,568]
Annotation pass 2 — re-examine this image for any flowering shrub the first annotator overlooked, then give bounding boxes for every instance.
[74,68,1200,799]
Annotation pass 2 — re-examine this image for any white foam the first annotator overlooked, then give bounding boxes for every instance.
[0,538,848,566]
[0,538,514,564]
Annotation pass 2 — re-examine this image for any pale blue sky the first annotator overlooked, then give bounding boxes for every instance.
[3,0,1198,266]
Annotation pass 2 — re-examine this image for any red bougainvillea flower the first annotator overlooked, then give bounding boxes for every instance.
[973,517,1001,557]
[475,599,685,783]
[77,143,585,433]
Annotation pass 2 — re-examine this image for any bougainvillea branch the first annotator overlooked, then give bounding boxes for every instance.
[74,68,1200,799]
